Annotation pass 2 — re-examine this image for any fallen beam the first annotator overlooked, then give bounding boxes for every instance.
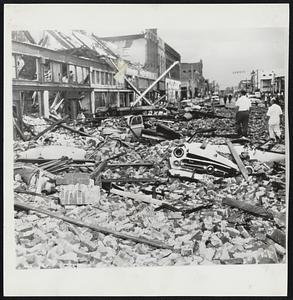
[15,158,96,164]
[107,162,154,168]
[226,140,249,181]
[187,128,217,143]
[102,178,166,183]
[132,61,179,107]
[13,118,26,141]
[46,115,92,137]
[110,188,170,206]
[109,59,152,106]
[14,199,172,250]
[33,115,69,140]
[90,160,108,179]
[222,197,274,219]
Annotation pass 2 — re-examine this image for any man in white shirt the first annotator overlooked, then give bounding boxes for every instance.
[266,99,282,142]
[235,90,252,137]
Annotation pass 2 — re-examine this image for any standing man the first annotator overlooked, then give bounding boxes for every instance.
[266,99,282,142]
[228,94,232,104]
[223,94,227,105]
[235,90,252,137]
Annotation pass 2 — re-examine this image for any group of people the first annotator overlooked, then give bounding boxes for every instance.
[235,90,283,142]
[264,92,284,109]
[223,94,233,105]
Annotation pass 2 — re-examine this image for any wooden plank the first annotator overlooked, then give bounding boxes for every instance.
[33,115,69,140]
[47,115,92,137]
[14,199,172,249]
[222,197,274,219]
[107,162,154,168]
[226,140,249,181]
[110,188,170,206]
[13,118,26,141]
[90,161,107,179]
[102,178,165,183]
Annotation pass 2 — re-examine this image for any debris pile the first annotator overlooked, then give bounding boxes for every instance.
[13,107,286,269]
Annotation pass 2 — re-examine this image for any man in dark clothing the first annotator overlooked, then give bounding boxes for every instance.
[228,94,232,104]
[223,95,227,105]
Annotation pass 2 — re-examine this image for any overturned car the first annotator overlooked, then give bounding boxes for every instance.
[169,142,242,180]
[169,140,285,180]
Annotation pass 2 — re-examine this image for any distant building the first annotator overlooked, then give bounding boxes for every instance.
[238,79,252,92]
[274,74,285,94]
[180,60,205,99]
[251,70,284,94]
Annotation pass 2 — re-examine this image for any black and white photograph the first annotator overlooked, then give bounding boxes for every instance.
[4,3,289,296]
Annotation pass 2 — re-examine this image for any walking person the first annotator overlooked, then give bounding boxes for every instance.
[228,94,232,104]
[235,90,252,137]
[266,98,282,142]
[223,94,227,105]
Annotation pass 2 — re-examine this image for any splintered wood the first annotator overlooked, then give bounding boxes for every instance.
[13,106,286,268]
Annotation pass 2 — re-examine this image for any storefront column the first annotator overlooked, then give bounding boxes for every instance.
[90,90,95,114]
[126,93,130,107]
[116,91,120,107]
[38,91,42,116]
[43,90,49,118]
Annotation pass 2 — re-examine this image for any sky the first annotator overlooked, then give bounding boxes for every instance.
[6,4,289,89]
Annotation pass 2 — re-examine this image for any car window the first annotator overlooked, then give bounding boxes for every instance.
[131,116,142,126]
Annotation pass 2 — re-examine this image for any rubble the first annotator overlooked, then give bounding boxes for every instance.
[13,106,287,269]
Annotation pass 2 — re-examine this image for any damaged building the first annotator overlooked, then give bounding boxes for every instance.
[101,28,181,104]
[12,30,161,129]
[180,60,206,99]
[11,30,287,270]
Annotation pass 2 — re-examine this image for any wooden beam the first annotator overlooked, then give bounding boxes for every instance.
[132,61,179,107]
[47,115,91,137]
[14,199,172,250]
[33,115,69,140]
[13,118,26,141]
[222,197,274,219]
[110,188,170,206]
[226,140,249,181]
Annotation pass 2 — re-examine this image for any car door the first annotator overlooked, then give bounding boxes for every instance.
[129,115,144,137]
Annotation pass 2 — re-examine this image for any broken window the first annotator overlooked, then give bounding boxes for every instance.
[101,72,105,85]
[108,73,113,85]
[76,66,83,84]
[95,92,106,108]
[61,63,68,83]
[21,91,39,114]
[109,92,117,106]
[83,67,89,84]
[43,59,52,82]
[95,71,100,84]
[15,54,38,81]
[52,62,62,83]
[68,65,76,83]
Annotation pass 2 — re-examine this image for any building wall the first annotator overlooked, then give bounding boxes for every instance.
[180,60,205,98]
[165,43,181,81]
[105,38,147,67]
